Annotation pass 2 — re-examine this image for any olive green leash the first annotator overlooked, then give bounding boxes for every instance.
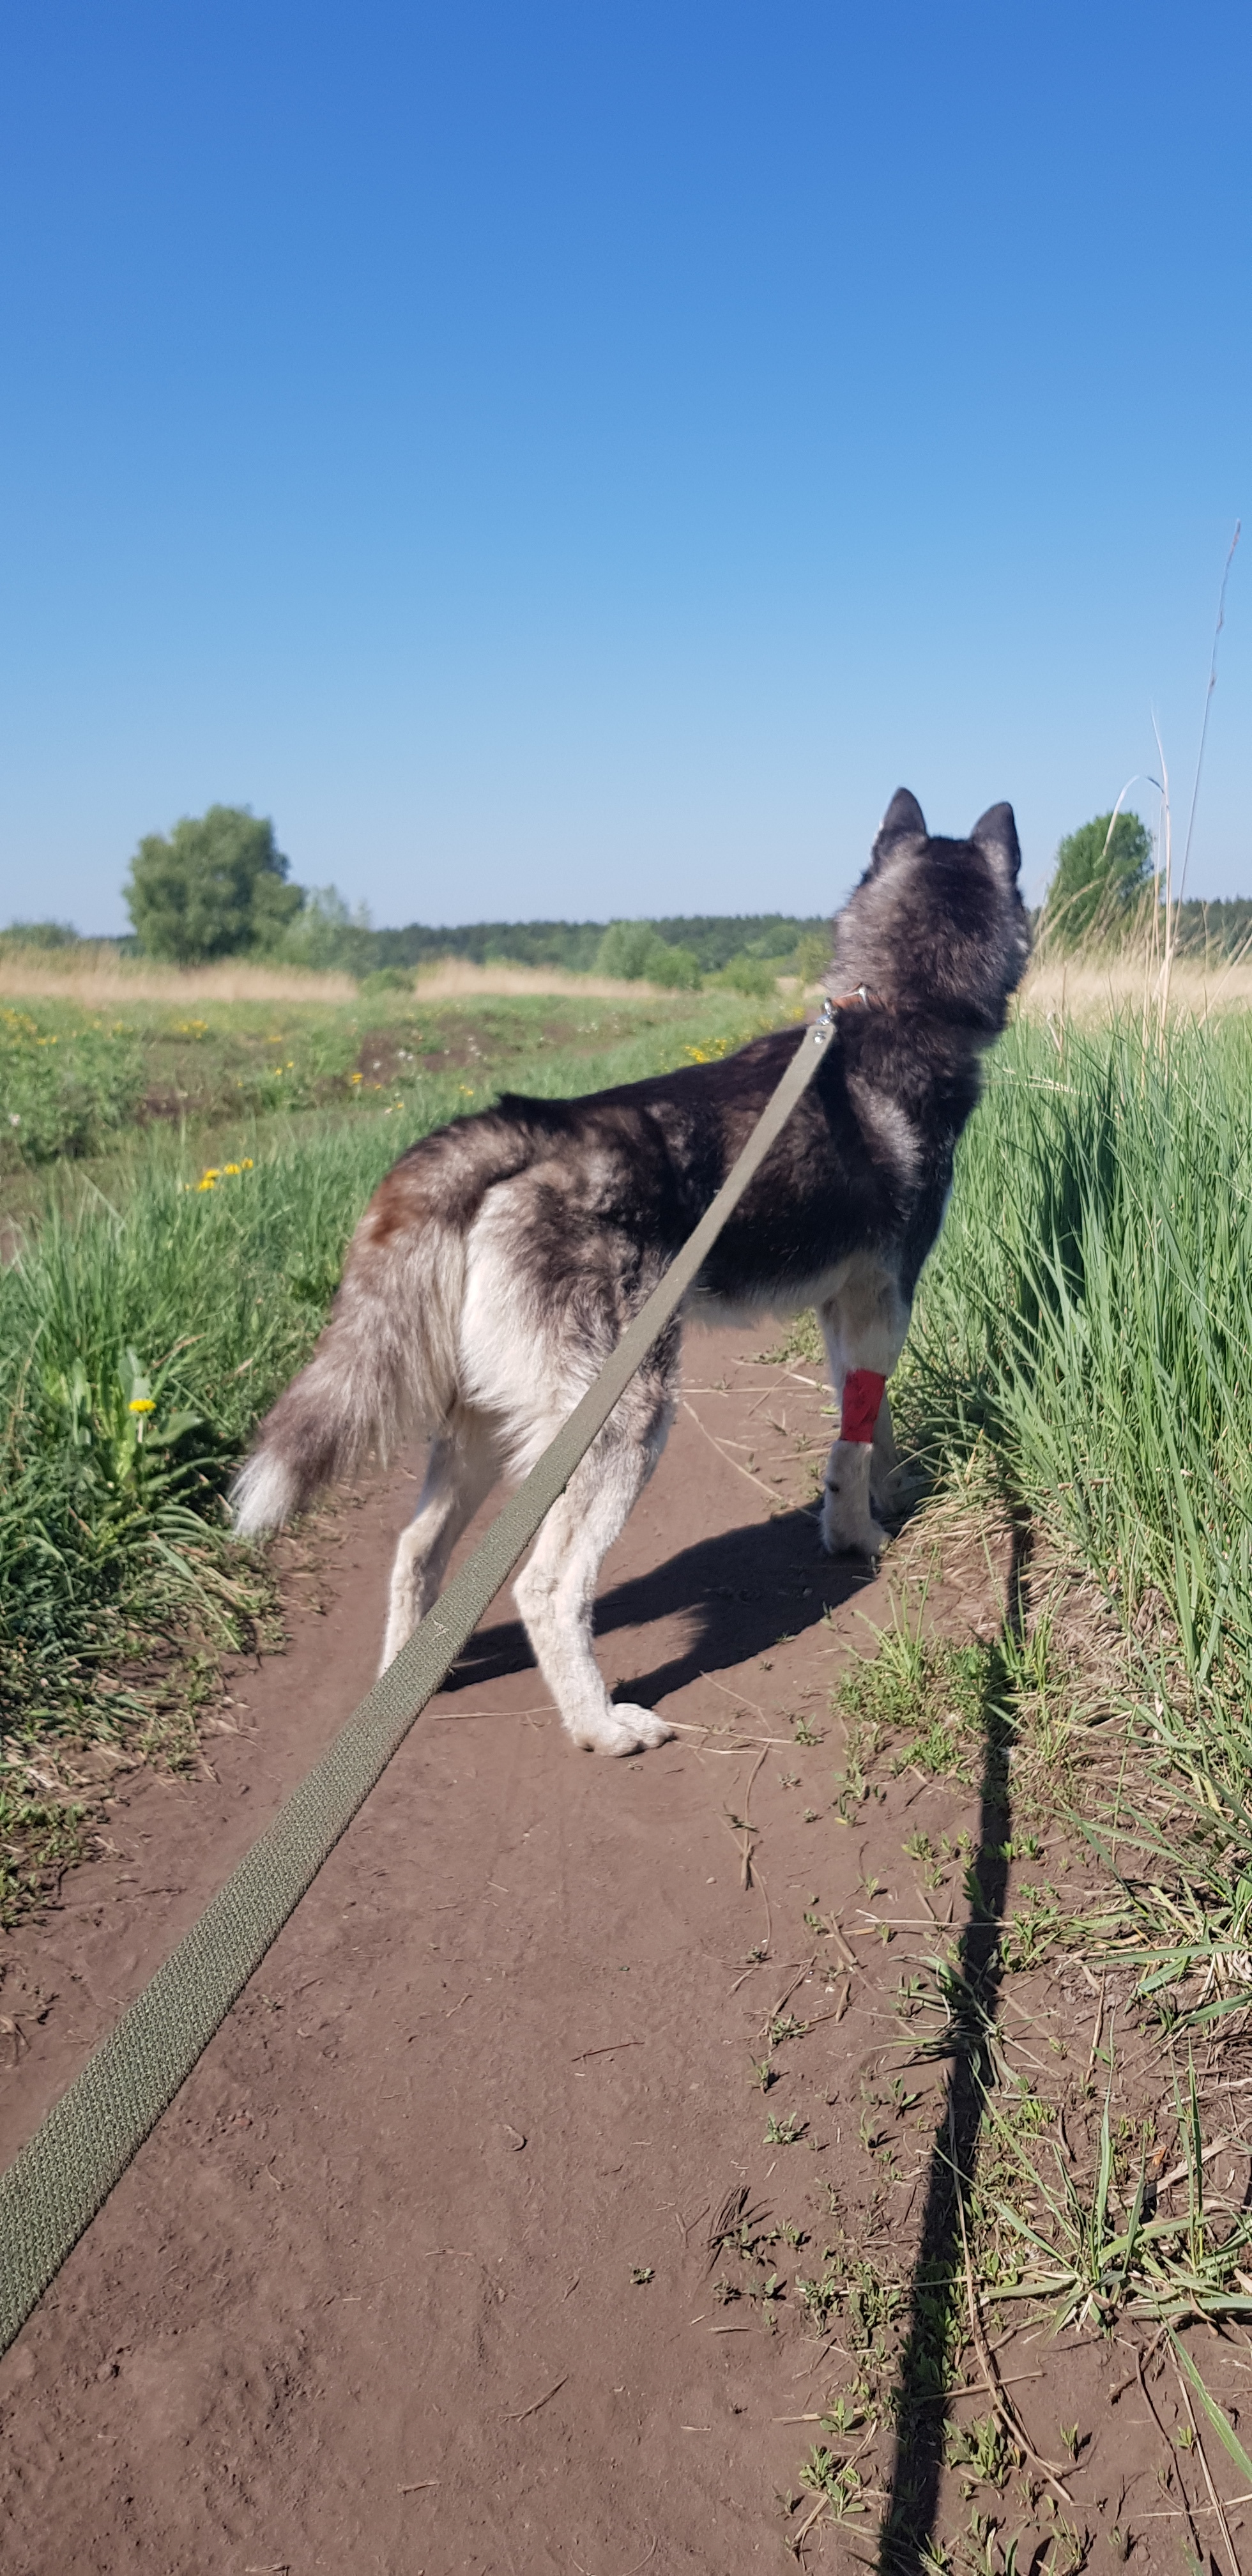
[0,1007,837,2356]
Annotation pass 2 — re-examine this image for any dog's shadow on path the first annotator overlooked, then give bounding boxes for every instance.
[443,1506,874,1707]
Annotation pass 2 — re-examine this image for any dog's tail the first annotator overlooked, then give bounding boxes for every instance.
[231,1125,512,1536]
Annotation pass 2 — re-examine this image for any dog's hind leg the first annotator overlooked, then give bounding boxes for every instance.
[379,1407,501,1674]
[817,1264,910,1561]
[513,1392,675,1756]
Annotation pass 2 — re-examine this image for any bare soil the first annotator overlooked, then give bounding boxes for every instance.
[0,1331,1246,2572]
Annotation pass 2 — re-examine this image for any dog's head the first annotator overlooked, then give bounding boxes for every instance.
[828,788,1031,1032]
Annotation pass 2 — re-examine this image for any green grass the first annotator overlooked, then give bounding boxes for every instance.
[0,988,788,1780]
[903,1012,1252,1706]
[801,1007,1252,2552]
[894,1009,1252,2011]
[0,986,775,1206]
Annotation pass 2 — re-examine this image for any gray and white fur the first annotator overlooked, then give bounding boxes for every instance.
[233,790,1030,1754]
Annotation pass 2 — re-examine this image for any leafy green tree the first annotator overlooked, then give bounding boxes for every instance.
[124,806,303,962]
[595,921,701,988]
[276,883,374,974]
[1046,809,1154,950]
[793,928,832,985]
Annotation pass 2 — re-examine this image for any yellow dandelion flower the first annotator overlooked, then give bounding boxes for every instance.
[222,1162,241,1175]
[128,1397,156,1414]
[241,1157,254,1169]
[349,1071,363,1084]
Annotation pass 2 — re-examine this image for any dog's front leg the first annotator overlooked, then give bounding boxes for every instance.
[821,1400,888,1560]
[817,1280,909,1562]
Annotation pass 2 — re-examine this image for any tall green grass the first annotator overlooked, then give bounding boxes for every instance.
[901,1010,1252,1853]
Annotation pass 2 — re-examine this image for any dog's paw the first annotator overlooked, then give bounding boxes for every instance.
[573,1704,676,1756]
[820,1501,887,1563]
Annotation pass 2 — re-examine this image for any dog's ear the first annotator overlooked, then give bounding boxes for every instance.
[873,788,928,864]
[970,802,1021,880]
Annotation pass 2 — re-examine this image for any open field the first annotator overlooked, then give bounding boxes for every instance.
[4,974,1252,2566]
[0,942,696,1006]
[0,945,363,1005]
[0,980,781,1213]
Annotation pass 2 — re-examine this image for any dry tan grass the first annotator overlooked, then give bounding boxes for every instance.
[0,944,702,1007]
[408,957,673,1000]
[0,946,361,1005]
[1018,951,1252,1022]
[9,935,1248,1022]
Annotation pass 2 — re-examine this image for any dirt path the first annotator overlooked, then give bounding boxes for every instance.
[0,1331,1237,2572]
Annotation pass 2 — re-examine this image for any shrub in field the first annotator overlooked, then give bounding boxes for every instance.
[708,953,780,998]
[0,1009,144,1164]
[125,806,303,962]
[793,928,832,985]
[1,919,80,948]
[595,921,702,988]
[275,882,376,975]
[1042,808,1154,951]
[357,966,415,999]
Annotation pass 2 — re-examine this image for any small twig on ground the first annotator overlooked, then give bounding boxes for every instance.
[680,1397,788,1505]
[803,1995,851,2034]
[701,1673,770,1720]
[754,1864,773,1954]
[507,2375,569,2423]
[765,1956,816,2029]
[1138,2339,1205,2564]
[669,1718,794,1750]
[1085,1971,1108,2083]
[1156,2133,1238,2194]
[725,1742,771,1893]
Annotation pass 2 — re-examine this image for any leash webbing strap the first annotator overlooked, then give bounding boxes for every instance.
[0,1009,837,2355]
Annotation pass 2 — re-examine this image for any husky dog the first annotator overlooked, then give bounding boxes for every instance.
[233,791,1029,1754]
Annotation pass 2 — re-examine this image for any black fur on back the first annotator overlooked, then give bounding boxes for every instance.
[473,789,1030,1312]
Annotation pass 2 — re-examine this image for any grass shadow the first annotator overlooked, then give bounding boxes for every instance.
[875,1514,1030,2573]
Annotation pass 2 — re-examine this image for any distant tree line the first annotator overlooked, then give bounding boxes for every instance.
[0,802,834,988]
[365,910,830,987]
[6,799,1251,976]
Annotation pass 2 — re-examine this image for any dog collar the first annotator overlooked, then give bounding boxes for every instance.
[823,985,884,1013]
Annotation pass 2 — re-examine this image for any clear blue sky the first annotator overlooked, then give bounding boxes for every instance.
[1,1,1247,932]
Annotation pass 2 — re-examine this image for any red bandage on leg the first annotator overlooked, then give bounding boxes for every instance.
[841,1368,887,1446]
